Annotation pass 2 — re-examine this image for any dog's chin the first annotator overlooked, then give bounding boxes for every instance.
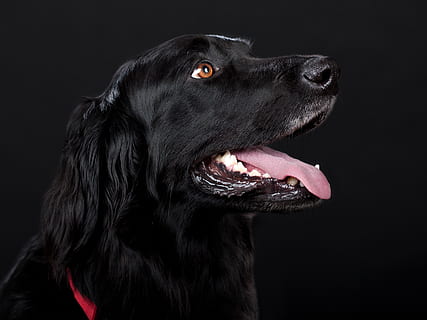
[190,101,335,213]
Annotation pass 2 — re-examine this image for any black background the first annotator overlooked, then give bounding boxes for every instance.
[1,0,426,317]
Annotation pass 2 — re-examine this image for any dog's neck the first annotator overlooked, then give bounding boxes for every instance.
[81,204,259,320]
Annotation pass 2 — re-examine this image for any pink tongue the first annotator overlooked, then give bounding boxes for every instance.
[234,146,331,199]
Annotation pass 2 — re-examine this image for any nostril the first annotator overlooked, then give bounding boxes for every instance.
[303,66,332,86]
[301,57,339,91]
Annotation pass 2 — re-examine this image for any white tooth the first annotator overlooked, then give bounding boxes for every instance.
[214,154,223,162]
[262,173,271,178]
[299,181,305,187]
[223,152,237,167]
[233,162,248,173]
[219,151,228,162]
[248,169,261,177]
[286,176,299,186]
[315,164,320,170]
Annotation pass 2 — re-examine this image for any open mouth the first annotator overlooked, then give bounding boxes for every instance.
[191,108,333,205]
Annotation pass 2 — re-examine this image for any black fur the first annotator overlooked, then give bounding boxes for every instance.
[0,34,339,319]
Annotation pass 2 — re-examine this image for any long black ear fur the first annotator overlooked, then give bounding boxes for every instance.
[41,60,143,281]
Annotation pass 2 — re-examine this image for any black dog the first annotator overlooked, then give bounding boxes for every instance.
[0,34,339,319]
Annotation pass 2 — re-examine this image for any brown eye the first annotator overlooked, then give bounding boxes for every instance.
[191,62,215,79]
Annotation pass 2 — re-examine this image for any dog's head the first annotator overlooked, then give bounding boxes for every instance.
[111,34,338,211]
[43,34,339,276]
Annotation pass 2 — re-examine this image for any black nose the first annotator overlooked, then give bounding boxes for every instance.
[301,57,339,92]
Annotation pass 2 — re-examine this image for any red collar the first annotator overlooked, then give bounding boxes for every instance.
[67,270,97,320]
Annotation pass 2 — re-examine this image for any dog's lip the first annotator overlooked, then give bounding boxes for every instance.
[287,110,330,138]
[285,100,335,138]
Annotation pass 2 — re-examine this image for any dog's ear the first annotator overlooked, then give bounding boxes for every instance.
[97,60,138,111]
[42,60,145,280]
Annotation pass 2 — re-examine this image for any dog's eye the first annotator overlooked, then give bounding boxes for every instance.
[191,62,215,79]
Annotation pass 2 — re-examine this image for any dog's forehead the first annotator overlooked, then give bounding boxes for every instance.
[164,34,252,56]
[206,34,252,46]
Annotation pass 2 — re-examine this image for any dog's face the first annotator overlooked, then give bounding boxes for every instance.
[41,34,340,282]
[110,34,339,212]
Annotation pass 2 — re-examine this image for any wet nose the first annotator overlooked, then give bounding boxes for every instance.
[301,56,340,92]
